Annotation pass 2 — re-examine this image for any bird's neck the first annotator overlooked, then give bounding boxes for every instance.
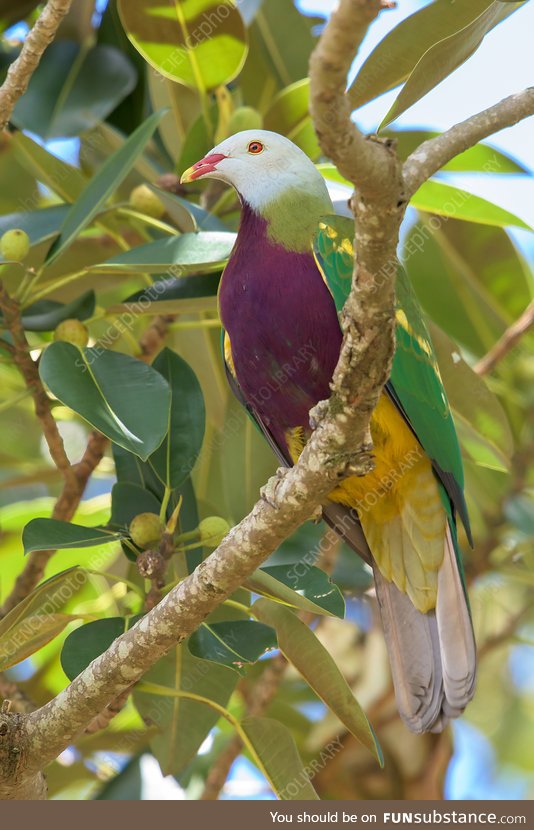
[240,184,333,253]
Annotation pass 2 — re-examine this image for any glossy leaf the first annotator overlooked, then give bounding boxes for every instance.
[39,342,171,460]
[384,129,529,174]
[110,482,162,528]
[46,109,166,265]
[123,273,221,306]
[133,646,237,775]
[430,324,513,471]
[0,567,86,671]
[264,79,320,161]
[255,599,382,764]
[12,133,88,201]
[411,180,531,230]
[147,185,197,232]
[61,616,141,680]
[240,716,319,800]
[149,348,206,489]
[188,620,277,672]
[118,0,248,90]
[92,231,236,274]
[23,518,126,555]
[404,215,534,377]
[348,0,522,111]
[16,290,95,332]
[241,0,319,106]
[0,205,70,254]
[244,564,345,618]
[380,2,524,128]
[12,41,137,140]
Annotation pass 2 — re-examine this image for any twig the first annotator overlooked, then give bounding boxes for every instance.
[0,675,35,716]
[474,298,534,376]
[0,0,74,131]
[403,88,534,198]
[0,430,108,618]
[0,283,72,476]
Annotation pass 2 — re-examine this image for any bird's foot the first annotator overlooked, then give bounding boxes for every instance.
[310,504,323,524]
[260,466,289,509]
[309,399,329,430]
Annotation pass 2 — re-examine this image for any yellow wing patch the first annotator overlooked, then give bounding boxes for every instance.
[223,330,236,380]
[329,395,445,613]
[285,426,307,464]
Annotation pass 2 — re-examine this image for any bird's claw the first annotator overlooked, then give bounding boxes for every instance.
[260,466,289,509]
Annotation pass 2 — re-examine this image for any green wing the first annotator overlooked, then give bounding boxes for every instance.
[313,214,471,542]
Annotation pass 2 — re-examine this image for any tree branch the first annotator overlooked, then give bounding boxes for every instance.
[0,0,74,132]
[309,0,399,204]
[474,298,534,376]
[403,88,534,198]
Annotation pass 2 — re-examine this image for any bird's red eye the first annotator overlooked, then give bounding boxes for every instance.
[247,141,264,154]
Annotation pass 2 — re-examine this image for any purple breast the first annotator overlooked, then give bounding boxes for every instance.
[218,204,342,451]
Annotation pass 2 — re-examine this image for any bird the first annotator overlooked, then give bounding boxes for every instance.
[181,130,476,734]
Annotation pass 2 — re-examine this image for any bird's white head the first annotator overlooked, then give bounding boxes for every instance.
[181,130,332,250]
[181,130,331,211]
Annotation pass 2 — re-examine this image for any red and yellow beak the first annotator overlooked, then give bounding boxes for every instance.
[180,153,227,184]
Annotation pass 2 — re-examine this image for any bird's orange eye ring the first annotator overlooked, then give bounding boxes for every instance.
[247,141,264,154]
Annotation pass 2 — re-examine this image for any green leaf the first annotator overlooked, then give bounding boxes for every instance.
[23,518,126,555]
[255,599,382,765]
[240,716,319,800]
[244,565,345,618]
[149,348,205,489]
[411,180,531,230]
[12,133,88,201]
[11,41,137,140]
[110,482,162,528]
[123,274,221,307]
[15,290,95,332]
[92,231,236,275]
[39,342,171,460]
[133,646,238,775]
[0,205,70,254]
[240,0,319,106]
[45,109,166,265]
[264,79,320,161]
[188,620,277,672]
[348,0,523,111]
[384,129,530,174]
[430,324,513,471]
[403,219,511,357]
[380,2,525,128]
[61,616,141,680]
[118,0,248,91]
[0,567,86,671]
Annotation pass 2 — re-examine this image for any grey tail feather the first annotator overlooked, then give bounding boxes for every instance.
[322,503,476,733]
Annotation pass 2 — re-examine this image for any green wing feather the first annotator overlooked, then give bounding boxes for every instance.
[313,214,471,542]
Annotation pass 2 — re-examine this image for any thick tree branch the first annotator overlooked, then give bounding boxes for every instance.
[309,0,399,203]
[474,298,534,376]
[0,0,74,132]
[403,88,534,197]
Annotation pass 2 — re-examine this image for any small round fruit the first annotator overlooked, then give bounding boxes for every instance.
[53,319,89,349]
[228,107,263,135]
[198,516,231,547]
[0,229,30,262]
[129,184,165,219]
[129,512,163,549]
